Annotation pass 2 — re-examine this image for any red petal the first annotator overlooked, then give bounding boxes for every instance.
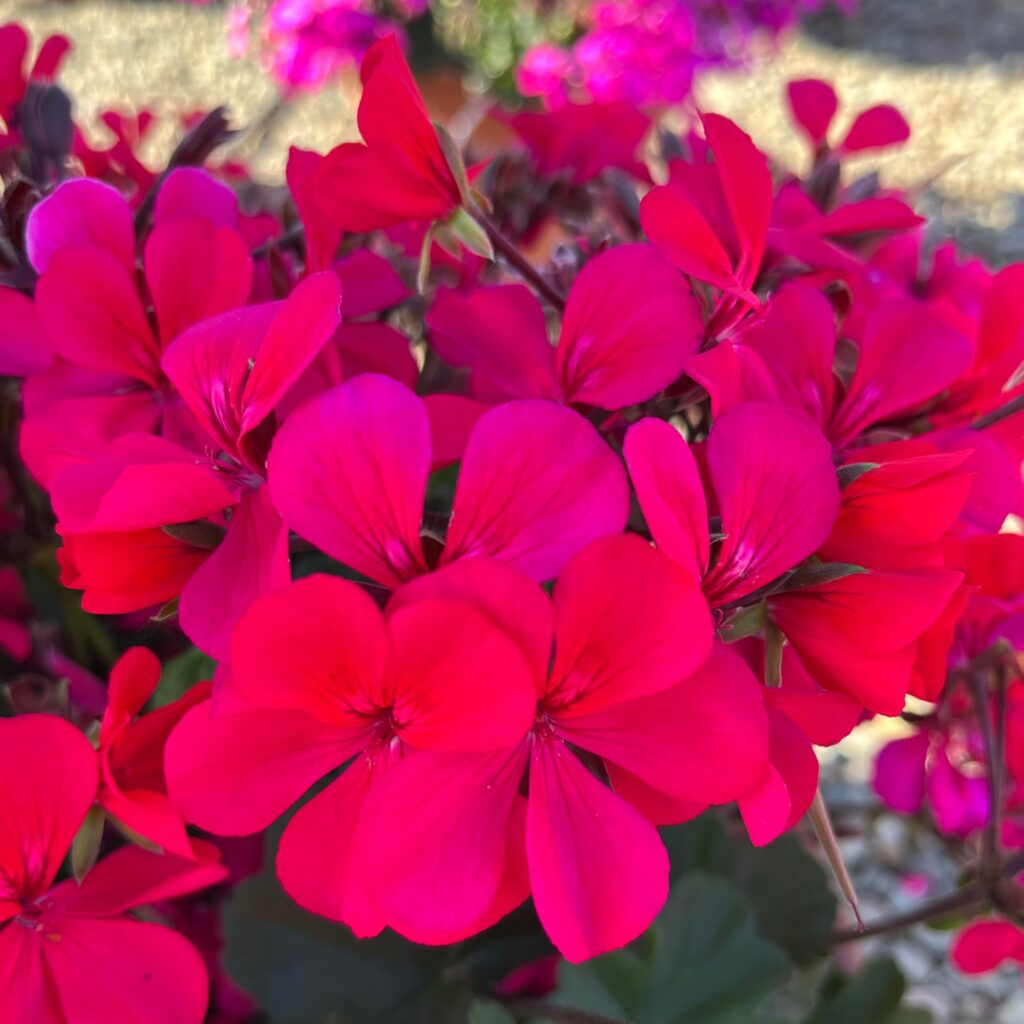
[442,401,629,581]
[839,104,910,154]
[548,534,711,714]
[786,79,838,147]
[527,739,668,962]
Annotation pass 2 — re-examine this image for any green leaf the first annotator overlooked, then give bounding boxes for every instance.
[836,463,878,488]
[557,872,791,1024]
[468,999,516,1024]
[663,815,838,964]
[777,562,868,593]
[806,958,929,1024]
[153,647,216,708]
[71,805,105,882]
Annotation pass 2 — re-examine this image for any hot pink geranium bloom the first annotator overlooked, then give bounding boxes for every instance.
[786,78,910,158]
[97,646,213,856]
[640,114,772,335]
[19,169,254,487]
[165,572,539,942]
[426,245,701,409]
[367,535,768,960]
[623,403,840,607]
[312,34,463,233]
[874,724,989,838]
[267,373,630,588]
[0,714,227,1023]
[688,283,975,450]
[51,271,341,656]
[952,918,1024,976]
[499,101,652,184]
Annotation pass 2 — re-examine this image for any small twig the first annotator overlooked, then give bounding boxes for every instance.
[508,1001,633,1024]
[971,394,1024,431]
[830,849,1024,944]
[477,212,566,311]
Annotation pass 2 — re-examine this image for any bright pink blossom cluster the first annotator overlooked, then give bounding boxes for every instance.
[1,21,1023,1020]
[518,0,855,106]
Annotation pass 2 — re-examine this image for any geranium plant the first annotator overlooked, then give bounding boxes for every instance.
[0,17,1022,1024]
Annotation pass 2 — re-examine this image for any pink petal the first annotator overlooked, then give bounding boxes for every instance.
[28,34,71,81]
[426,284,557,403]
[35,247,159,383]
[50,433,234,532]
[178,488,290,659]
[832,300,974,443]
[153,167,240,228]
[144,218,253,344]
[527,738,669,962]
[335,322,417,390]
[99,787,193,859]
[165,702,362,835]
[357,746,530,941]
[951,920,1023,974]
[442,401,629,581]
[739,282,836,429]
[763,687,863,747]
[386,600,536,751]
[0,287,52,375]
[786,79,838,147]
[239,271,342,437]
[229,573,389,726]
[335,249,410,317]
[424,393,486,469]
[31,915,211,1024]
[685,342,778,418]
[276,758,386,936]
[702,114,772,284]
[623,417,709,579]
[286,147,342,273]
[639,184,738,293]
[65,527,208,614]
[548,534,712,714]
[556,245,702,408]
[560,642,769,808]
[704,403,839,606]
[0,715,97,899]
[52,842,226,917]
[0,924,63,1021]
[839,104,910,154]
[26,178,135,274]
[739,707,819,846]
[388,557,554,690]
[872,733,929,814]
[105,645,161,721]
[0,25,28,112]
[268,376,430,587]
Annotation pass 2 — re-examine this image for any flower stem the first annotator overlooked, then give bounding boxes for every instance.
[971,394,1024,431]
[477,213,567,311]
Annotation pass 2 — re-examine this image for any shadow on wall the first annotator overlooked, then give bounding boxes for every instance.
[805,0,1024,64]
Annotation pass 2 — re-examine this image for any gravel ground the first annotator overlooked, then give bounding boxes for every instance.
[2,0,1023,1018]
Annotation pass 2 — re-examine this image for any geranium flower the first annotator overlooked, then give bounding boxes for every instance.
[640,114,772,334]
[267,373,629,588]
[364,535,767,960]
[952,918,1024,977]
[96,646,212,856]
[20,169,254,487]
[165,572,540,941]
[0,22,70,153]
[426,244,701,409]
[312,34,466,234]
[51,271,341,656]
[0,714,226,1023]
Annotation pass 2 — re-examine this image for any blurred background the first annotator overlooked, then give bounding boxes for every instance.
[2,0,1022,1018]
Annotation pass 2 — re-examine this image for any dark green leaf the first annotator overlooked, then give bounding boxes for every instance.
[806,958,925,1024]
[468,999,517,1024]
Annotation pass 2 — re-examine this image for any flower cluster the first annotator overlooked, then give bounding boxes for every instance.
[517,0,855,106]
[1,19,1023,1021]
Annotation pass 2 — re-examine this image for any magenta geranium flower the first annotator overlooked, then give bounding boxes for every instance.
[165,572,540,941]
[20,169,254,487]
[426,244,702,409]
[267,373,630,587]
[0,714,227,1023]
